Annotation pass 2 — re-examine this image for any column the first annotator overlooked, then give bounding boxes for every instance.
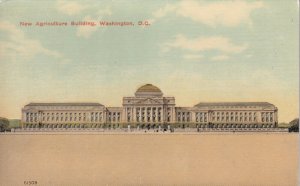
[121,107,126,123]
[150,107,153,122]
[180,112,183,122]
[161,107,164,123]
[172,107,176,123]
[144,107,147,122]
[257,111,262,124]
[141,107,143,122]
[133,107,136,122]
[140,107,142,122]
[191,111,196,123]
[156,107,158,123]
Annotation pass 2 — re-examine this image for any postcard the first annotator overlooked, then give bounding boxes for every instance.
[0,0,299,185]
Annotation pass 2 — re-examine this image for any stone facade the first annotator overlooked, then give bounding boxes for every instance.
[21,84,278,129]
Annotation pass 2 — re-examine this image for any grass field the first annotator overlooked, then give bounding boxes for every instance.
[0,133,298,186]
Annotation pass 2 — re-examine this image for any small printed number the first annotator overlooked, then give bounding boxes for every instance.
[24,181,37,185]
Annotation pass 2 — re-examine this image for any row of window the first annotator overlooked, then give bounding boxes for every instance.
[212,116,257,122]
[135,116,162,122]
[25,111,275,123]
[136,111,162,117]
[26,112,104,116]
[108,112,121,122]
[25,123,120,128]
[210,106,258,109]
[212,112,257,116]
[261,112,274,123]
[261,112,273,117]
[26,116,104,122]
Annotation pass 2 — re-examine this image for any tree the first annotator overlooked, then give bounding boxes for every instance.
[288,118,299,132]
[0,117,9,132]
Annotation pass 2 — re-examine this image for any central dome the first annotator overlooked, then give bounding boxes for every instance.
[135,84,163,97]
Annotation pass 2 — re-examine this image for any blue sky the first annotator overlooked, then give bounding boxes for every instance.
[0,0,298,122]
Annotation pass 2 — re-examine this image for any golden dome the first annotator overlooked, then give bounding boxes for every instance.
[135,84,163,97]
[136,84,162,93]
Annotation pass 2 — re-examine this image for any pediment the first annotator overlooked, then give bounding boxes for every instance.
[136,98,162,105]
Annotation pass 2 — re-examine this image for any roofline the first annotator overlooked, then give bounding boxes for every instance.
[194,102,275,107]
[25,102,104,106]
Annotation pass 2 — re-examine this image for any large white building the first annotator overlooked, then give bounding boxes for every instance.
[22,84,278,129]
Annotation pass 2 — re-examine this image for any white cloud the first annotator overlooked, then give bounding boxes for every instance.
[153,0,265,27]
[56,0,89,16]
[154,3,176,18]
[183,54,204,60]
[0,21,67,62]
[211,55,229,61]
[56,0,112,38]
[163,34,247,54]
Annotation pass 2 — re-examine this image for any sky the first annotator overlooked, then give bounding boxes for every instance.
[0,0,299,122]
